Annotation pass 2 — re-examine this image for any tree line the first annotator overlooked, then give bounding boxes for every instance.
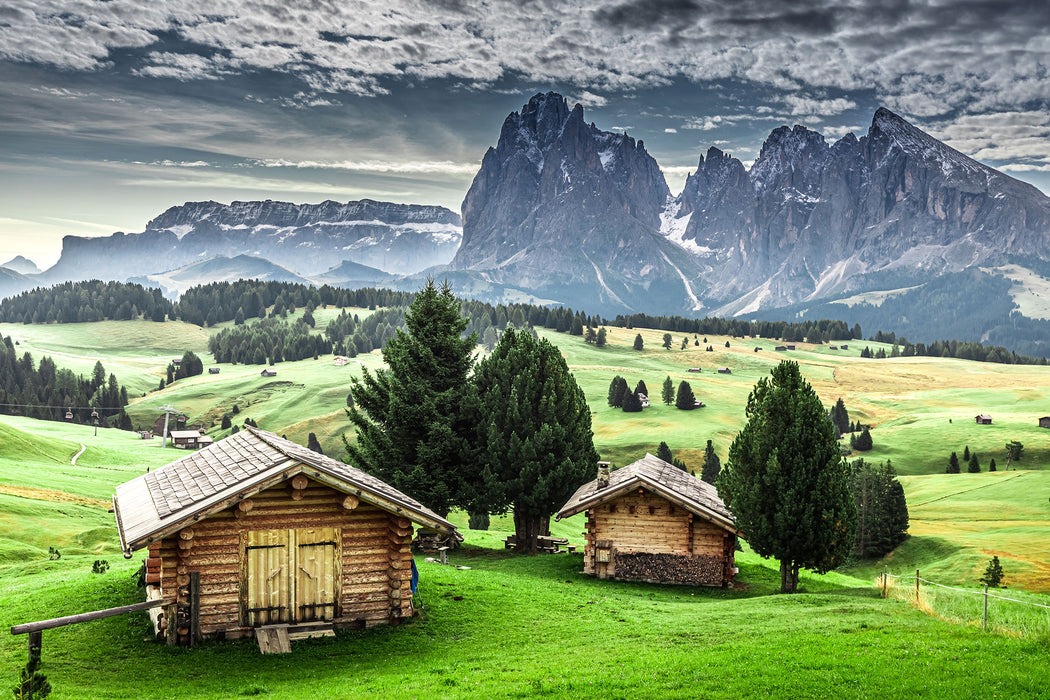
[0,280,173,323]
[0,335,130,427]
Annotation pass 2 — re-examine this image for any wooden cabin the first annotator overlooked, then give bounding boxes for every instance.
[261,369,277,377]
[717,367,732,374]
[976,414,993,425]
[208,367,221,374]
[333,356,350,366]
[112,427,456,645]
[556,455,738,587]
[169,429,203,449]
[1040,416,1050,429]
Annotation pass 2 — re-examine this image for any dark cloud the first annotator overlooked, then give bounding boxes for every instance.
[594,0,702,30]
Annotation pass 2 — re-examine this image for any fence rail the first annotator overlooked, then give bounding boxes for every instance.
[878,569,1050,637]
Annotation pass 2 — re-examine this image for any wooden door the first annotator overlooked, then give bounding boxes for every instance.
[294,527,339,622]
[246,529,291,626]
[245,527,340,626]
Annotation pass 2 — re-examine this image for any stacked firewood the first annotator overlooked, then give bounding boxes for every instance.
[614,552,722,585]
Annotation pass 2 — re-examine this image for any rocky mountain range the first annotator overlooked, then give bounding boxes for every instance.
[37,199,462,285]
[6,92,1050,353]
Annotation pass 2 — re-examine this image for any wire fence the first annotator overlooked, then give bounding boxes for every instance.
[878,569,1050,638]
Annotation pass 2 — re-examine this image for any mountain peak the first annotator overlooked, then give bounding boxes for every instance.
[1,255,41,275]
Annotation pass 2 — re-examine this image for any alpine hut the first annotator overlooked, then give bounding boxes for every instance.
[556,454,738,587]
[112,427,457,645]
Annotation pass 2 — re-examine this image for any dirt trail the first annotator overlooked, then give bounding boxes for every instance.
[71,443,86,466]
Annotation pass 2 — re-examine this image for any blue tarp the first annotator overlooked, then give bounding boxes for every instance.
[410,558,419,594]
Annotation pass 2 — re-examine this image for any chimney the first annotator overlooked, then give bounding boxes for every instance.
[596,461,611,489]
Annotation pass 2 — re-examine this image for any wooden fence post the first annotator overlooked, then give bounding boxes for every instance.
[28,629,42,663]
[915,569,920,603]
[882,567,888,598]
[983,584,989,631]
[189,571,201,647]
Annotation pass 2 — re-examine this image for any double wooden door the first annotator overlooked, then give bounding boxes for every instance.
[245,527,340,626]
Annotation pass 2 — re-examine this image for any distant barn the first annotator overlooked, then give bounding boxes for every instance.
[169,430,203,449]
[1040,416,1050,429]
[261,369,277,377]
[976,414,993,425]
[557,455,738,587]
[112,427,456,646]
[208,367,220,374]
[717,367,732,374]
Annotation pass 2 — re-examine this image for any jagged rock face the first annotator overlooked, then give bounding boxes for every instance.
[42,199,462,283]
[683,108,1050,307]
[453,92,700,313]
[676,147,756,259]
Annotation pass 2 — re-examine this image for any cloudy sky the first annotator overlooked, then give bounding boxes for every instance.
[3,0,1050,268]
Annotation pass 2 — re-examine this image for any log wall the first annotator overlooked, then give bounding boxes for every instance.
[582,488,735,586]
[152,477,416,641]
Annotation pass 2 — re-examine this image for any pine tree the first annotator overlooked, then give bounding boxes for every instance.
[968,452,980,473]
[661,375,674,405]
[607,376,629,408]
[947,451,960,473]
[854,427,873,451]
[595,327,607,348]
[344,279,478,517]
[471,327,598,553]
[963,445,970,462]
[851,459,909,558]
[674,380,696,410]
[989,458,997,472]
[719,360,857,593]
[979,556,1005,588]
[656,441,674,463]
[13,644,51,699]
[307,432,324,455]
[662,333,673,350]
[584,326,597,344]
[633,333,644,351]
[621,390,643,412]
[634,380,648,397]
[701,439,721,485]
[221,415,231,430]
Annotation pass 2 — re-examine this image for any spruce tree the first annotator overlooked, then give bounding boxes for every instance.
[607,376,629,408]
[947,451,960,473]
[633,333,644,351]
[656,441,674,463]
[701,439,721,485]
[968,452,980,473]
[674,380,696,410]
[662,333,673,350]
[595,327,607,348]
[963,445,970,462]
[621,390,643,412]
[344,279,477,517]
[634,380,648,397]
[980,556,1005,588]
[661,376,674,405]
[307,432,324,455]
[989,458,997,472]
[719,360,857,593]
[471,327,598,553]
[854,427,873,451]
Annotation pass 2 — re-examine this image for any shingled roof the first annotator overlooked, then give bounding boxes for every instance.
[113,427,457,556]
[555,453,738,533]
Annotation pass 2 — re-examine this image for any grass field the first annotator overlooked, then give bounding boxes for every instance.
[1,313,1048,595]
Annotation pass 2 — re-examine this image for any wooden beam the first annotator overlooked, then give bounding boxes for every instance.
[11,598,173,635]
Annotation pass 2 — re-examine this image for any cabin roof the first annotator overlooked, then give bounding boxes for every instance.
[113,427,456,555]
[555,453,738,534]
[168,430,202,439]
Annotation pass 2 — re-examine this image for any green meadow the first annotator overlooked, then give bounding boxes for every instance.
[2,309,1050,695]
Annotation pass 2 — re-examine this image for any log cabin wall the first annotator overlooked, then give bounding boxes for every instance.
[150,476,415,641]
[583,489,734,586]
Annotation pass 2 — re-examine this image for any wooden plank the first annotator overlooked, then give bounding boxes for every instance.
[256,625,291,654]
[11,598,173,635]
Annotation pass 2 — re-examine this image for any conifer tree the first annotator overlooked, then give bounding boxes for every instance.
[674,380,696,410]
[719,361,857,593]
[979,555,1005,588]
[661,375,675,405]
[634,380,648,397]
[989,458,997,472]
[307,432,324,455]
[701,439,721,485]
[621,390,643,412]
[662,333,673,349]
[963,445,970,462]
[344,279,477,518]
[633,333,644,351]
[947,451,961,473]
[607,376,629,408]
[595,327,607,348]
[968,452,980,473]
[471,327,598,553]
[656,441,674,464]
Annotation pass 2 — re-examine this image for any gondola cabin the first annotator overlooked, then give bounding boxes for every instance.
[556,454,738,587]
[112,427,457,645]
